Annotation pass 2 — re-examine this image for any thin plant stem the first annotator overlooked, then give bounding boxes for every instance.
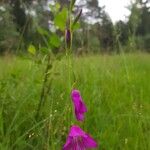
[35,54,51,120]
[66,5,74,127]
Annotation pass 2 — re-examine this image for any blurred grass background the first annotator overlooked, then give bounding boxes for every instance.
[0,53,149,150]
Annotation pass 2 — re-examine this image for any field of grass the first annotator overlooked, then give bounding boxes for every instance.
[0,53,150,150]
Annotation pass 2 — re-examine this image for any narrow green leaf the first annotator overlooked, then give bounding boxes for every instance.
[72,22,80,31]
[71,9,82,30]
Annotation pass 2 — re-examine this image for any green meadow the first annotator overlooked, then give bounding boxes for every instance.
[0,53,150,150]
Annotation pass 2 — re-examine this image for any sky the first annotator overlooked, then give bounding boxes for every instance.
[99,0,131,22]
[48,0,132,23]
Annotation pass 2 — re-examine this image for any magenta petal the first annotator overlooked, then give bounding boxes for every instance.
[71,90,87,121]
[63,137,73,150]
[63,125,98,150]
[82,134,98,148]
[69,125,86,137]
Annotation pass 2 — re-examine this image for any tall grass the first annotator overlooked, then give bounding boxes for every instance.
[0,53,150,150]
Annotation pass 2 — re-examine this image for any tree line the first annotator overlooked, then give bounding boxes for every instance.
[0,0,150,54]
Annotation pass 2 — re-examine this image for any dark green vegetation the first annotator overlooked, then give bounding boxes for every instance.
[0,0,150,54]
[0,54,150,149]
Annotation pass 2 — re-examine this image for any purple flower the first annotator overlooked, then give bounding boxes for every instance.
[71,90,87,121]
[63,125,98,150]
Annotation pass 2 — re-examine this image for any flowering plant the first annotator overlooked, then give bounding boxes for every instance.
[63,1,98,149]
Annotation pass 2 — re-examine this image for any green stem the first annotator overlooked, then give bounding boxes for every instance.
[35,54,51,120]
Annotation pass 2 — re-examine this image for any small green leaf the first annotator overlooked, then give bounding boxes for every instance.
[49,4,55,13]
[54,7,67,31]
[49,34,61,48]
[28,44,36,55]
[49,2,60,13]
[55,3,61,11]
[37,27,49,36]
[40,47,49,54]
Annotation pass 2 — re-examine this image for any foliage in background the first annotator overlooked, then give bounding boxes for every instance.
[0,0,150,54]
[0,54,150,149]
[0,3,19,54]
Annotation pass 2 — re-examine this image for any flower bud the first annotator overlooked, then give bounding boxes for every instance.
[72,9,82,29]
[65,29,71,49]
